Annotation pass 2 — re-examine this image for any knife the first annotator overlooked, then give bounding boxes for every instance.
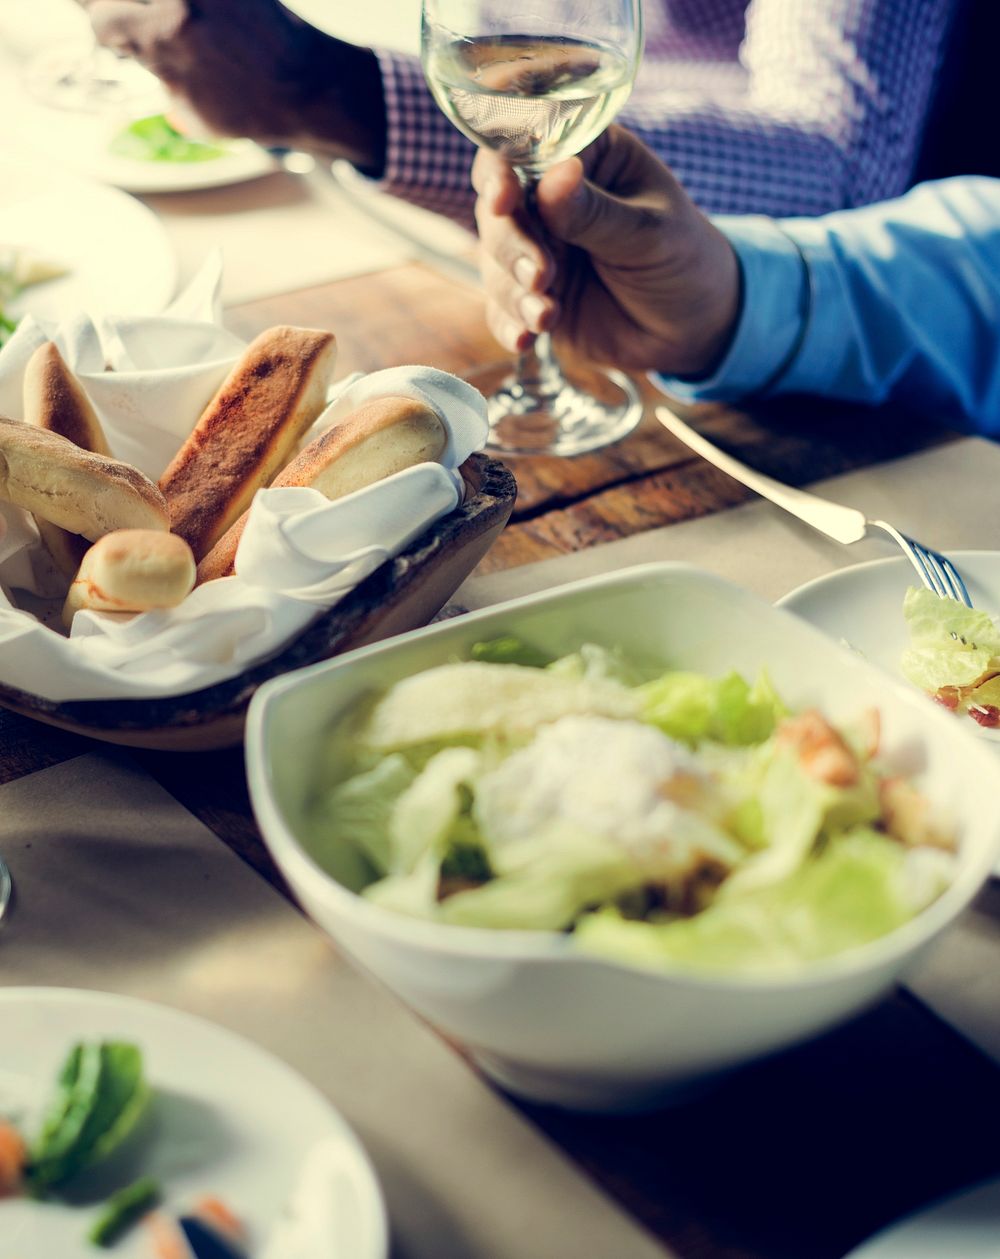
[655,405,869,545]
[179,1215,248,1259]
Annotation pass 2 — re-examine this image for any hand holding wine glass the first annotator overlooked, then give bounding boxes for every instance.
[421,0,645,456]
[472,126,743,379]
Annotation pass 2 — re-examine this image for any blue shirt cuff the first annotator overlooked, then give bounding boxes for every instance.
[652,215,809,401]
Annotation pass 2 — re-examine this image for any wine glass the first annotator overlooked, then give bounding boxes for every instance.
[422,0,644,456]
[23,37,140,113]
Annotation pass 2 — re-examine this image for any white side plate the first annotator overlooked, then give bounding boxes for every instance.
[0,988,388,1259]
[0,159,176,320]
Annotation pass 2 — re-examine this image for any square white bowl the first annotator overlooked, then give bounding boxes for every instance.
[245,563,1000,1110]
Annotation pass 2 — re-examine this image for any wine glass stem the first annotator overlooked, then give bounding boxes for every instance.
[513,169,565,401]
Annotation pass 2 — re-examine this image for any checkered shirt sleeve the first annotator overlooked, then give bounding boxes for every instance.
[373,0,958,224]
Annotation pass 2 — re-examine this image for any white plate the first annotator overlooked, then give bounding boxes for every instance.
[91,129,278,195]
[0,159,176,321]
[846,1177,1000,1257]
[777,551,1000,746]
[0,988,388,1259]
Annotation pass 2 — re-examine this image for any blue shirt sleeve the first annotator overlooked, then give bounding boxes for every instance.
[656,177,1000,436]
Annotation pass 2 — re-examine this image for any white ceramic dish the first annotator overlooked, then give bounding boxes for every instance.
[0,988,388,1259]
[845,1176,1000,1257]
[777,550,1000,745]
[91,134,278,196]
[0,159,176,321]
[245,562,1000,1111]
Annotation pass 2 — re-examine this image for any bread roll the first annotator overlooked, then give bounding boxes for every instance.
[0,416,169,540]
[196,394,447,584]
[23,341,110,456]
[159,325,337,561]
[63,530,196,627]
[22,341,111,577]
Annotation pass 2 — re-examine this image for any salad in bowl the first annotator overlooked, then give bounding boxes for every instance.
[246,564,1000,1109]
[313,641,955,976]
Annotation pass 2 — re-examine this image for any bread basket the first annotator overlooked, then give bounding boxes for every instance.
[0,453,514,750]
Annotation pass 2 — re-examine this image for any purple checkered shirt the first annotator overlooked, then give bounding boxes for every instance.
[374,0,957,224]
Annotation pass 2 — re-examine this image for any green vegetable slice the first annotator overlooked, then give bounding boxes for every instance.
[88,1175,160,1248]
[30,1042,149,1195]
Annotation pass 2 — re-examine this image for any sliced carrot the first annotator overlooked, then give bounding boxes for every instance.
[193,1195,246,1243]
[0,1122,27,1197]
[144,1210,191,1259]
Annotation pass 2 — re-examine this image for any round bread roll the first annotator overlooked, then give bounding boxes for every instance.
[196,394,447,584]
[63,530,196,627]
[0,416,168,541]
[159,325,338,561]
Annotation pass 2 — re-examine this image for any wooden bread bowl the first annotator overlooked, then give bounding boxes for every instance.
[0,454,515,751]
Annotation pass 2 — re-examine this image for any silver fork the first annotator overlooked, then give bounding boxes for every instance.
[869,521,972,607]
[655,406,973,608]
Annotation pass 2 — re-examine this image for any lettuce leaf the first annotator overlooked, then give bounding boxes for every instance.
[361,662,638,751]
[388,747,481,874]
[437,825,643,931]
[638,669,786,746]
[901,587,1000,691]
[575,829,925,975]
[309,754,416,884]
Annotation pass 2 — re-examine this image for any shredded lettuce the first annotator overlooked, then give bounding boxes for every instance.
[309,754,416,883]
[361,661,639,751]
[638,668,786,746]
[304,643,956,976]
[575,830,931,974]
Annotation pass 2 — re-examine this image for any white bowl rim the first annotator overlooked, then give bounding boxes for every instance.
[246,561,1000,994]
[774,547,1000,607]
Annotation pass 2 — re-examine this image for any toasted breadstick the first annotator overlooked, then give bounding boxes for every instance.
[196,394,447,584]
[158,326,337,561]
[23,341,111,577]
[0,416,168,540]
[63,530,196,627]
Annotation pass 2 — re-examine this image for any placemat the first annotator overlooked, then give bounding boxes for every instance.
[0,753,671,1259]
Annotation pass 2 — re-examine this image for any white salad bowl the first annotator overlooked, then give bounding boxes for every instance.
[245,563,1000,1110]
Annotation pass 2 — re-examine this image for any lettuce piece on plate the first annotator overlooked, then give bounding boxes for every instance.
[638,668,786,746]
[575,829,942,975]
[109,113,228,163]
[901,587,1000,691]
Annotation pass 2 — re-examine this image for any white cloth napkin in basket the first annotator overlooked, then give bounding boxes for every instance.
[0,262,488,701]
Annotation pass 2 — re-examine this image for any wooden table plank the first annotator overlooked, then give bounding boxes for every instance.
[224,270,959,572]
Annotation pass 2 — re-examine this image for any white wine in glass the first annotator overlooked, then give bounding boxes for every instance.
[422,1,644,456]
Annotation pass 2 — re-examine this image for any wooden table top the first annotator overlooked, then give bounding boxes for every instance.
[3,259,999,1259]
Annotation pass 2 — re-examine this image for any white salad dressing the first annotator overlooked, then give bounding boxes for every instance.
[474,715,743,876]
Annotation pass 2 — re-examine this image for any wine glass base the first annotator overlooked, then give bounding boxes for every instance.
[0,854,11,928]
[468,359,644,457]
